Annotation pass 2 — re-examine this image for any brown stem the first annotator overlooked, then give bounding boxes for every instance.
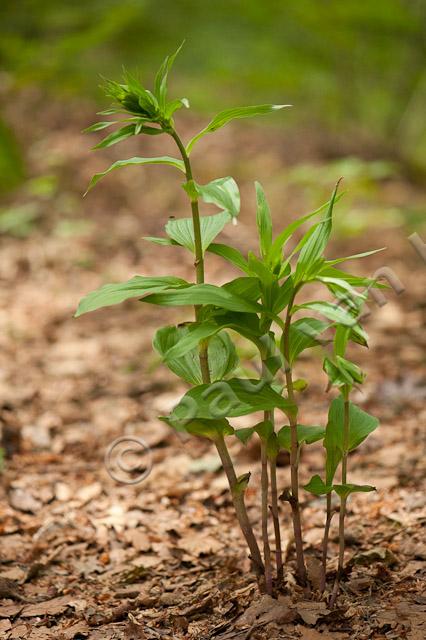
[215,436,264,576]
[269,456,284,582]
[330,387,350,607]
[320,493,334,593]
[170,128,263,578]
[281,291,307,585]
[261,440,273,594]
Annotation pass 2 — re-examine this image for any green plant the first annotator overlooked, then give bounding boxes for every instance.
[76,46,384,601]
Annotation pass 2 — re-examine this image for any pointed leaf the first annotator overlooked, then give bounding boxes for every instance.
[333,483,375,499]
[75,275,187,316]
[304,475,333,496]
[161,415,233,440]
[85,156,185,194]
[294,301,357,327]
[144,283,262,313]
[235,427,255,445]
[191,177,240,219]
[186,104,290,153]
[277,424,325,451]
[207,243,250,273]
[255,182,273,258]
[154,42,184,110]
[154,325,238,384]
[167,378,296,422]
[288,318,329,364]
[165,211,231,254]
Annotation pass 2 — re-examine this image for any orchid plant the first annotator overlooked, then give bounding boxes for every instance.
[76,45,383,602]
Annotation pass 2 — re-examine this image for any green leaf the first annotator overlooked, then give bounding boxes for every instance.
[84,156,185,194]
[325,397,379,483]
[254,420,274,440]
[294,301,357,327]
[166,378,296,422]
[191,177,240,219]
[334,325,350,357]
[165,97,190,119]
[165,211,231,254]
[142,236,176,246]
[272,277,294,314]
[333,483,375,499]
[154,325,238,385]
[318,265,388,289]
[154,41,184,111]
[323,357,354,388]
[268,194,343,267]
[92,124,136,149]
[336,356,365,384]
[235,427,255,445]
[277,424,326,451]
[162,312,262,362]
[324,248,386,267]
[207,243,250,274]
[161,415,233,440]
[294,181,340,282]
[222,277,261,303]
[255,182,273,258]
[186,104,290,154]
[144,283,262,313]
[288,317,329,364]
[75,275,187,316]
[304,475,332,496]
[83,121,118,132]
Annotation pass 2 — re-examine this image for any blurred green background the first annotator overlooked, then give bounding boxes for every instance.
[0,0,425,200]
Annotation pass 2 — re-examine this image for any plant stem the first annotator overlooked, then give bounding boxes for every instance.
[269,456,284,582]
[281,291,307,585]
[320,493,334,594]
[215,435,265,576]
[261,438,273,594]
[330,386,350,606]
[170,127,264,578]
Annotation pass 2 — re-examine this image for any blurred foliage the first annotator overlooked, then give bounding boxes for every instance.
[0,0,425,192]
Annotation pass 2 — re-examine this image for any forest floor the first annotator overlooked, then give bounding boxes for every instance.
[0,93,425,639]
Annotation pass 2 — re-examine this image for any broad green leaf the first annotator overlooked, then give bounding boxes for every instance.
[294,182,340,282]
[333,483,375,499]
[154,325,238,384]
[254,420,274,440]
[191,177,240,219]
[277,424,326,451]
[75,275,187,316]
[325,397,379,483]
[222,277,261,303]
[144,283,262,313]
[316,276,367,300]
[266,432,279,459]
[161,415,233,440]
[288,318,329,364]
[162,312,262,361]
[165,211,231,254]
[349,324,369,348]
[235,427,255,445]
[293,301,357,327]
[255,182,272,258]
[304,475,332,496]
[154,41,184,110]
[84,156,185,194]
[166,378,296,422]
[207,243,250,273]
[186,104,290,154]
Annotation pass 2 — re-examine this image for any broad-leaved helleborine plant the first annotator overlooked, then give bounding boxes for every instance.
[76,45,384,602]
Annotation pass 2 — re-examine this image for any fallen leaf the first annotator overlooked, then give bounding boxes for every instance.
[21,595,74,617]
[296,601,330,626]
[8,488,42,514]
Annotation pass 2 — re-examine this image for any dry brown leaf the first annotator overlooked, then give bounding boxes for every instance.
[21,595,74,617]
